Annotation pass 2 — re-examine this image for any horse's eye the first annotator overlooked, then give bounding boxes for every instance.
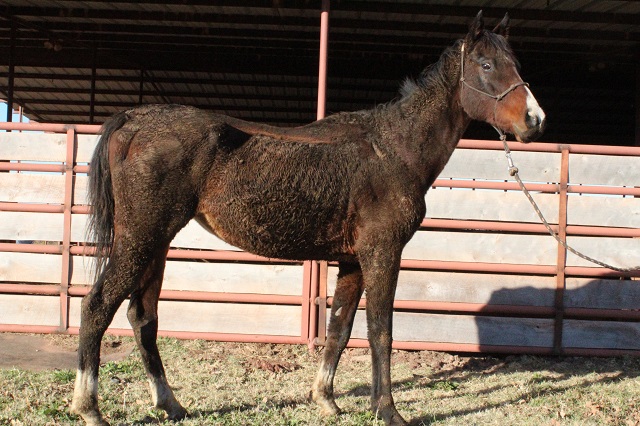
[482,62,492,71]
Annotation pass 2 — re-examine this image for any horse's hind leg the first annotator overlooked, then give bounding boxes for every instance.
[72,229,189,425]
[71,236,161,425]
[311,262,364,416]
[126,245,186,420]
[71,272,118,426]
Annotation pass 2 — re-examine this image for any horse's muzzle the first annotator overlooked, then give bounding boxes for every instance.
[515,114,546,143]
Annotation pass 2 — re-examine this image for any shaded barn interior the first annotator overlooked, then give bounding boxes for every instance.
[0,0,638,146]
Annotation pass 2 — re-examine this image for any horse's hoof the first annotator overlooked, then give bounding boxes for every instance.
[166,405,188,421]
[388,414,409,426]
[158,399,187,421]
[310,390,341,417]
[71,412,110,426]
[373,404,408,426]
[70,402,111,426]
[318,401,342,417]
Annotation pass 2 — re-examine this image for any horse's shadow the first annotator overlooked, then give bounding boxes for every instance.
[404,277,640,424]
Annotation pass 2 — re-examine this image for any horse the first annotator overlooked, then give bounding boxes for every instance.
[71,11,545,426]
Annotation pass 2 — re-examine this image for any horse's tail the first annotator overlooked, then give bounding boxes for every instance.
[87,111,128,279]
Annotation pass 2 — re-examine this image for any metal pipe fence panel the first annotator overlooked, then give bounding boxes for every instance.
[1,121,639,355]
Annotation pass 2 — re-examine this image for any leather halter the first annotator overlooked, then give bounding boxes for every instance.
[459,42,529,140]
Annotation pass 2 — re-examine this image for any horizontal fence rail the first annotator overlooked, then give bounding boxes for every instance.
[1,122,639,357]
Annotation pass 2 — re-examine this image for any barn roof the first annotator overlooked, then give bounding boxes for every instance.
[0,0,638,145]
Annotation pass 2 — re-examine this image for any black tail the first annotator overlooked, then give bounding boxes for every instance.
[87,111,128,279]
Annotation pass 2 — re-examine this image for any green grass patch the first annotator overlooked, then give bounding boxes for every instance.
[2,337,640,425]
[52,369,76,384]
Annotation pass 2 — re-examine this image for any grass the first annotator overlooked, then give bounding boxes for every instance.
[1,336,640,425]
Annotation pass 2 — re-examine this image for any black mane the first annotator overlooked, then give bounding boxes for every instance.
[399,39,463,99]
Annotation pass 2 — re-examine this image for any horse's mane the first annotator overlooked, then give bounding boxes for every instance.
[399,39,463,99]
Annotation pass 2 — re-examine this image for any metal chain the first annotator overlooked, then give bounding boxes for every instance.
[501,137,639,272]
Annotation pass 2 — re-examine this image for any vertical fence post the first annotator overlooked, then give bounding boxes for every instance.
[307,261,319,350]
[301,261,312,344]
[316,0,330,121]
[59,128,76,332]
[316,263,328,346]
[553,147,570,354]
[6,22,16,124]
[306,0,331,351]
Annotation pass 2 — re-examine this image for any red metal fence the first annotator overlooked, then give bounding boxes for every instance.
[1,121,639,356]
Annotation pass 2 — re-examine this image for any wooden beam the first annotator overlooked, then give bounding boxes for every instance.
[1,3,637,29]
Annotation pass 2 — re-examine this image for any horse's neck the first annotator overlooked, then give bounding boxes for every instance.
[380,79,469,192]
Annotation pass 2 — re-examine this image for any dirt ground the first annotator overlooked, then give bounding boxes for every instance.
[0,332,469,374]
[0,333,136,371]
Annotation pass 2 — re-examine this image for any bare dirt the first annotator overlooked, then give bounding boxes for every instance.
[0,333,475,375]
[0,333,135,371]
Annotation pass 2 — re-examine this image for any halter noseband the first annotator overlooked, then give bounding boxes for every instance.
[459,42,529,140]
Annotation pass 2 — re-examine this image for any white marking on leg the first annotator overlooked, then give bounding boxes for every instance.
[312,360,333,391]
[334,306,343,316]
[148,377,173,407]
[525,86,545,124]
[312,359,341,416]
[71,368,110,425]
[73,369,98,403]
[147,375,186,419]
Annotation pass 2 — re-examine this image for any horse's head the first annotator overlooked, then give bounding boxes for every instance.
[459,11,546,142]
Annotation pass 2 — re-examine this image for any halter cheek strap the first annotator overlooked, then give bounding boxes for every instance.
[460,42,529,140]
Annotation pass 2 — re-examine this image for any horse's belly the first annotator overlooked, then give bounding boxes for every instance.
[195,204,354,261]
[196,142,359,260]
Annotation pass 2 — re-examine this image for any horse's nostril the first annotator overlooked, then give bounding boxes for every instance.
[526,112,540,128]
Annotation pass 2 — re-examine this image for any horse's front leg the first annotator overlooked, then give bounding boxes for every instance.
[311,261,364,416]
[360,247,408,426]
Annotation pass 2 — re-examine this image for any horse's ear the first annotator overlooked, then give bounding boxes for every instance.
[493,12,510,39]
[467,10,484,42]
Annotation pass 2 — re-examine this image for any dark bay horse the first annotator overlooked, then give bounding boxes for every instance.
[71,11,545,426]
